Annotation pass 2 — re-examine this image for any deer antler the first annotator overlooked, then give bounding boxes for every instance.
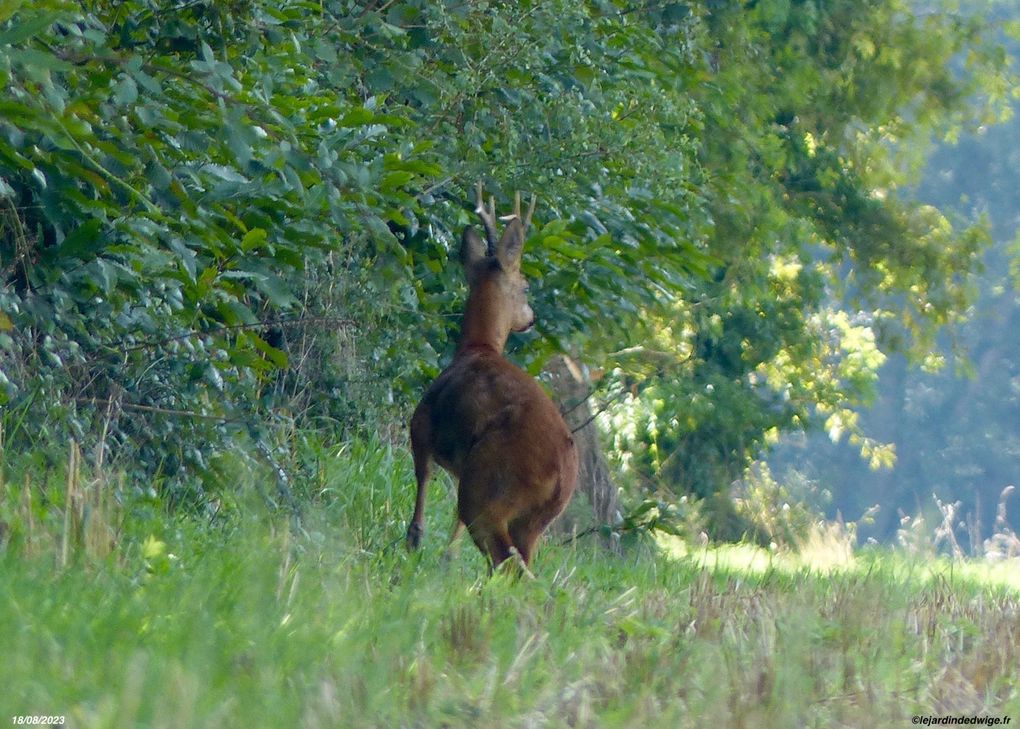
[522,193,537,235]
[474,181,499,255]
[503,191,538,235]
[475,183,538,250]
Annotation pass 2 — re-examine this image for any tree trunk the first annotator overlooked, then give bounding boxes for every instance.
[546,355,622,552]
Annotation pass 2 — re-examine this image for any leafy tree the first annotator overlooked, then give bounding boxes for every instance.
[0,1,1009,534]
[772,2,1020,545]
[0,0,711,499]
[0,1,435,496]
[603,0,1007,536]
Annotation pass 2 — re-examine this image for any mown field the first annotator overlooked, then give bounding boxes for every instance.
[2,440,1018,728]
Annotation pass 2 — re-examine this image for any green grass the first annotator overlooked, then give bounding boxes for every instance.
[2,440,1018,728]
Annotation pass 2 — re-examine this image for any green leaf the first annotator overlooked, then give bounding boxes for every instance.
[113,76,138,105]
[54,219,103,261]
[0,11,60,46]
[380,170,414,192]
[6,47,72,72]
[241,228,268,252]
[254,272,295,307]
[250,332,289,369]
[339,107,375,127]
[217,300,258,326]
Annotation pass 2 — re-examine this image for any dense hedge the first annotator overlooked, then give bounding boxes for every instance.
[0,1,1008,521]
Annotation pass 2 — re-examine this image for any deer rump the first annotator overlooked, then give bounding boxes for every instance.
[416,350,577,565]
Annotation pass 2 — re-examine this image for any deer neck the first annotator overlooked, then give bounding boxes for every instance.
[457,283,509,355]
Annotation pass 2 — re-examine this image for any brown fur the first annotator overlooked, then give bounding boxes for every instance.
[405,188,578,571]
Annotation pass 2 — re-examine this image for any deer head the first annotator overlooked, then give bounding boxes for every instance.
[457,182,538,352]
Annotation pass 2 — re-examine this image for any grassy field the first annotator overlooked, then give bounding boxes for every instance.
[2,439,1018,728]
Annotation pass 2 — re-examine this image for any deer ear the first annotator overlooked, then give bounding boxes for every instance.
[461,226,488,272]
[496,218,524,272]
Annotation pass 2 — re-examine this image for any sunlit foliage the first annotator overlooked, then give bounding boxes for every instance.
[0,1,1010,524]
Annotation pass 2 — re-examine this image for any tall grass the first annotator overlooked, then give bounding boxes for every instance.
[1,437,1018,727]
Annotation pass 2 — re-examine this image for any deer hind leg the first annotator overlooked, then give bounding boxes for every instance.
[508,518,540,567]
[463,515,515,571]
[508,471,576,567]
[457,479,514,570]
[508,507,559,568]
[406,406,433,550]
[462,506,535,578]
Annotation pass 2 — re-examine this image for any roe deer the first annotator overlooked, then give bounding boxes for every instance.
[405,182,578,573]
